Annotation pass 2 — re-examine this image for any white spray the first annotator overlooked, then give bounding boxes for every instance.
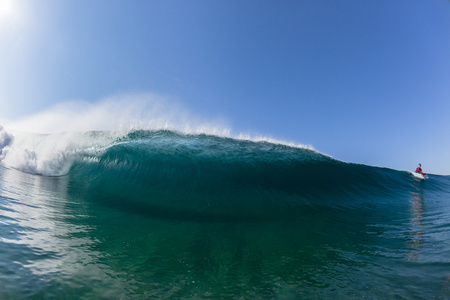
[0,93,314,176]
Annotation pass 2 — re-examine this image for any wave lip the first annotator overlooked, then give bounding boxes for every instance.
[0,119,315,177]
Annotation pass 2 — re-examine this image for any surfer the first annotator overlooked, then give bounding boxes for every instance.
[415,163,427,175]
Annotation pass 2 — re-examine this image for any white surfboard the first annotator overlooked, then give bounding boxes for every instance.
[411,171,427,180]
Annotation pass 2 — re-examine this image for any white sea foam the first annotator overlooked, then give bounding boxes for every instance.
[234,133,315,151]
[0,130,115,176]
[0,126,14,160]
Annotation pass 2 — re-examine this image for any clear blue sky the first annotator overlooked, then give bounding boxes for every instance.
[1,0,449,174]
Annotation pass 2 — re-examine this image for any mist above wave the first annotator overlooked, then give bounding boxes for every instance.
[5,93,230,135]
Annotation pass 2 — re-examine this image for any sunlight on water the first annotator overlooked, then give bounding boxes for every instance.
[0,166,132,298]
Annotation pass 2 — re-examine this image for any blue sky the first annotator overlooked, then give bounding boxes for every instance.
[1,0,449,174]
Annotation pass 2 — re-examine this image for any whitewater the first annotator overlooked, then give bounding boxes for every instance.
[1,101,450,298]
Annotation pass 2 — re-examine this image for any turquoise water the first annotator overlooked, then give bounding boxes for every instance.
[1,130,450,299]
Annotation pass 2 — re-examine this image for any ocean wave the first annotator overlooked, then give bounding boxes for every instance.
[59,130,420,222]
[0,128,436,221]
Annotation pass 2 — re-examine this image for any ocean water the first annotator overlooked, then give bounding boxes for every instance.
[1,128,450,299]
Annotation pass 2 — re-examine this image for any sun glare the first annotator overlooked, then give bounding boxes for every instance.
[0,0,15,17]
[0,0,23,32]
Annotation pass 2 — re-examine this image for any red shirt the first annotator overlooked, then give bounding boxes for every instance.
[415,167,423,173]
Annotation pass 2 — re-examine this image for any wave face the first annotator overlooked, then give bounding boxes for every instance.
[64,130,412,221]
[1,129,450,298]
